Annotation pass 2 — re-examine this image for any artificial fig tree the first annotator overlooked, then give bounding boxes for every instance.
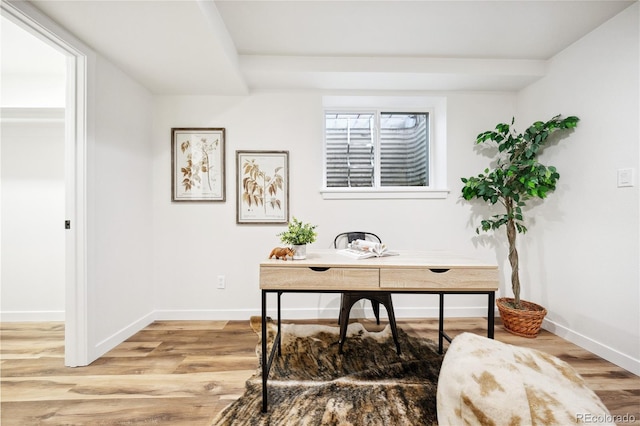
[461,115,579,310]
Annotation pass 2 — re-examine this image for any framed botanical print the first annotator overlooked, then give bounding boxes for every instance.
[236,150,289,224]
[171,128,225,201]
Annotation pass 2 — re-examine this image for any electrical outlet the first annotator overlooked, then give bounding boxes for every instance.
[217,275,225,289]
[617,168,635,187]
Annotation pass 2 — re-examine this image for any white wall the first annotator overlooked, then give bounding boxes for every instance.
[85,55,156,359]
[1,74,66,108]
[0,15,66,108]
[1,112,66,320]
[152,91,515,320]
[516,3,639,374]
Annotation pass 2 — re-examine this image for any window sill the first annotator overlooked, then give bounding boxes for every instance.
[320,188,450,200]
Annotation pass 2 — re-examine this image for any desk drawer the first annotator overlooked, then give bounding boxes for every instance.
[260,266,379,290]
[380,267,498,290]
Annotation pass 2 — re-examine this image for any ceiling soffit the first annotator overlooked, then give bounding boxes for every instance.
[23,0,637,94]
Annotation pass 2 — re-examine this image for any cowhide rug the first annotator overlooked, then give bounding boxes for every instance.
[212,317,442,426]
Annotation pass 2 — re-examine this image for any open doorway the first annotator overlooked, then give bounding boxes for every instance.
[1,1,89,367]
[1,15,66,321]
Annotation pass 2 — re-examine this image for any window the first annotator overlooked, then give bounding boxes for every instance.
[325,112,429,188]
[322,96,447,199]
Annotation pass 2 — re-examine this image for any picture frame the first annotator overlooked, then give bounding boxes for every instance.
[236,150,289,224]
[171,128,225,202]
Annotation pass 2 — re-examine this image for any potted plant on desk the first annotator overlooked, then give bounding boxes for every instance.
[277,217,318,260]
[461,115,579,337]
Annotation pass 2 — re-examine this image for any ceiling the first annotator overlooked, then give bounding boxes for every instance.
[8,0,637,94]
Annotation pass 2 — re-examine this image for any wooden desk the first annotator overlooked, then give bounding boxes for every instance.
[259,249,499,412]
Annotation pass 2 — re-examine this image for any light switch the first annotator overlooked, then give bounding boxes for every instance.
[617,168,635,187]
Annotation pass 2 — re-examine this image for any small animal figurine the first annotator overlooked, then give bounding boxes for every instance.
[269,247,294,261]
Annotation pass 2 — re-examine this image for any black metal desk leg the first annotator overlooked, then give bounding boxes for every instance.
[277,291,282,355]
[438,293,444,354]
[261,290,268,413]
[488,291,495,339]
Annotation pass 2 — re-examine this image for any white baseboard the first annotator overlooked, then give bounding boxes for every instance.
[542,318,640,376]
[0,310,65,322]
[91,311,156,361]
[153,309,260,321]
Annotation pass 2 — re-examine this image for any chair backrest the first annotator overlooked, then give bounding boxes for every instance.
[333,232,382,248]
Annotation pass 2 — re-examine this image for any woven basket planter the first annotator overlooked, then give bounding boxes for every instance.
[497,297,547,338]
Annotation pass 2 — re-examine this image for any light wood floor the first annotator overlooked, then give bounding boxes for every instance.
[2,318,639,425]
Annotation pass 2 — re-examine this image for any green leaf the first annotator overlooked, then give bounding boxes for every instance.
[461,114,579,243]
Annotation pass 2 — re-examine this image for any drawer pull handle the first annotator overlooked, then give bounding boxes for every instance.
[309,267,330,272]
[430,268,450,273]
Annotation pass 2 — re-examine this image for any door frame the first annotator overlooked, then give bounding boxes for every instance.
[2,0,91,366]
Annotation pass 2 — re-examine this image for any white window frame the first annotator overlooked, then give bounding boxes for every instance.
[321,96,448,200]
